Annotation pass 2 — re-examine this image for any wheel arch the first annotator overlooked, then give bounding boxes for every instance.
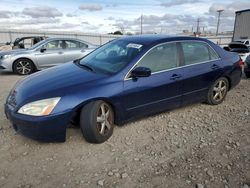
[70,97,122,125]
[12,57,37,72]
[222,75,232,90]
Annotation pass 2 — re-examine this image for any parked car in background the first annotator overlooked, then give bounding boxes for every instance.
[5,35,242,143]
[235,39,250,49]
[244,55,250,78]
[0,38,98,75]
[0,36,46,51]
[224,42,250,62]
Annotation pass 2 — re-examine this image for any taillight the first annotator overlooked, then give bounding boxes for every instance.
[239,58,244,68]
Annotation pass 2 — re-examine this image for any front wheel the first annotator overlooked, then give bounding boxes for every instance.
[13,59,35,75]
[80,101,114,143]
[207,77,229,105]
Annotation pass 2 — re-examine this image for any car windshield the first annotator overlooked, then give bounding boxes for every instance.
[79,40,143,74]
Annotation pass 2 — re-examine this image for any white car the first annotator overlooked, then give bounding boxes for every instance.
[0,38,98,75]
[227,42,250,62]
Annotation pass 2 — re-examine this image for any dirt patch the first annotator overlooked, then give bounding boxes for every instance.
[0,71,249,188]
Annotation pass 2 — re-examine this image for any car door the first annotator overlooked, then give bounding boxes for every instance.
[180,41,223,105]
[123,42,183,119]
[63,40,88,62]
[35,40,65,68]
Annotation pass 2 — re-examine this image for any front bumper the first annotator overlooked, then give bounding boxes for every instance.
[0,58,13,71]
[4,103,72,142]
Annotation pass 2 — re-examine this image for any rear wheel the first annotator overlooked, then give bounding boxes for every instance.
[207,77,229,105]
[80,100,114,143]
[245,71,250,78]
[13,59,35,75]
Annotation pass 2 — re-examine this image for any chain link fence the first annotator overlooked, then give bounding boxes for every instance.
[0,29,232,47]
[0,29,120,46]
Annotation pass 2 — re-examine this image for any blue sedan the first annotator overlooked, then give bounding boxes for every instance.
[4,35,242,143]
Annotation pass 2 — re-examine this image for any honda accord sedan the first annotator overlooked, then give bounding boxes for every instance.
[0,37,97,75]
[5,35,242,143]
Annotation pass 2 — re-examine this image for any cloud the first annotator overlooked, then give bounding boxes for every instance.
[0,17,60,28]
[0,10,13,18]
[81,21,89,25]
[0,10,20,18]
[22,6,63,18]
[112,12,235,34]
[105,16,115,21]
[66,13,76,17]
[78,3,102,11]
[208,2,250,17]
[159,0,201,7]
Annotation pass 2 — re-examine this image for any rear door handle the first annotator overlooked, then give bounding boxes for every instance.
[170,74,182,80]
[211,64,220,70]
[58,51,63,55]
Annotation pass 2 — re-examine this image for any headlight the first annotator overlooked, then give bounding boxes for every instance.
[18,97,61,116]
[2,54,12,59]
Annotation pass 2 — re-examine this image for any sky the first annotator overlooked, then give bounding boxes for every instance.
[0,0,249,34]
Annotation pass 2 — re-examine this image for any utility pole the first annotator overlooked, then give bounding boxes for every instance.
[216,9,224,36]
[140,14,143,35]
[196,18,200,33]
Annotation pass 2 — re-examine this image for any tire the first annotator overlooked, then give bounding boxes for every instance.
[13,59,36,75]
[207,77,229,105]
[80,100,114,143]
[245,71,250,78]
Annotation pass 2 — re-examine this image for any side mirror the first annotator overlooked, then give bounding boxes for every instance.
[131,67,151,78]
[5,42,11,45]
[40,48,46,53]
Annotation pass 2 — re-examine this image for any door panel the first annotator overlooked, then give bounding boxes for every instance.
[180,41,223,105]
[63,40,88,62]
[123,70,183,119]
[35,40,64,68]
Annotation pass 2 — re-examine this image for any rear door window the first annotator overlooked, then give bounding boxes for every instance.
[64,40,88,49]
[181,42,219,65]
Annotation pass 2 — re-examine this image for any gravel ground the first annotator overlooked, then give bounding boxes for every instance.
[0,71,249,188]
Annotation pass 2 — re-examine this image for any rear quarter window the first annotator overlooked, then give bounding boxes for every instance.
[181,42,219,65]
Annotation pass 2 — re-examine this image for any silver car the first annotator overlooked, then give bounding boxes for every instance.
[0,38,97,75]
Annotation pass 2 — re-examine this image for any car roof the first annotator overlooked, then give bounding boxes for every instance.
[44,37,93,45]
[118,34,210,45]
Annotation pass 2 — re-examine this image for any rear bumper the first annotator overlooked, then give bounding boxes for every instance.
[5,103,72,142]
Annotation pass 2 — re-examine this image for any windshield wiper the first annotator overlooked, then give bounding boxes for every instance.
[74,59,95,72]
[80,64,95,72]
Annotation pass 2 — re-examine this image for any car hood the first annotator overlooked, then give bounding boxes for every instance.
[0,48,28,56]
[12,62,108,106]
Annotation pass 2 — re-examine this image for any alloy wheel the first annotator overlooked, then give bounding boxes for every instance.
[96,103,112,135]
[212,80,227,102]
[16,61,32,75]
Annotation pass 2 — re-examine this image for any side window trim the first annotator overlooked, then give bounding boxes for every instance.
[180,41,220,66]
[125,41,179,80]
[133,42,180,73]
[124,40,221,81]
[42,40,63,51]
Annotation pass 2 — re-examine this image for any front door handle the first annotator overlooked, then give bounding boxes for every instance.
[211,64,220,70]
[58,51,63,55]
[170,74,182,80]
